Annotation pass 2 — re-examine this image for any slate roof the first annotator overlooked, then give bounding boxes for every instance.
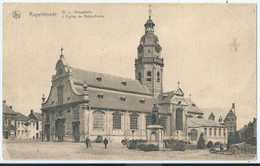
[187,118,225,128]
[3,103,17,115]
[157,91,176,103]
[224,109,237,121]
[184,98,203,115]
[34,112,43,121]
[71,67,151,96]
[75,85,168,114]
[16,112,28,121]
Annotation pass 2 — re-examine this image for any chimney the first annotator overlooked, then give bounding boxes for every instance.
[3,100,6,104]
[232,103,235,109]
[31,109,33,114]
[9,106,12,109]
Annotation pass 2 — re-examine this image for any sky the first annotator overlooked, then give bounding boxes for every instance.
[3,3,257,130]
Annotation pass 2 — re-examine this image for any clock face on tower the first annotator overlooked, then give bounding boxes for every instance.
[138,44,143,54]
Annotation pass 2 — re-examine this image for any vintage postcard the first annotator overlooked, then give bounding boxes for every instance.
[2,3,257,161]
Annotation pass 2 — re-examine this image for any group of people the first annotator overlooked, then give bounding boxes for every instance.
[85,137,109,149]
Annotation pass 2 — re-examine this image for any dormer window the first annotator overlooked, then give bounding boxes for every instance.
[139,99,145,104]
[120,96,126,102]
[192,103,196,107]
[121,81,127,86]
[96,77,102,81]
[162,94,168,100]
[97,93,104,99]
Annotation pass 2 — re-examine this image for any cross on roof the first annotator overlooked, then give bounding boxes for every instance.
[177,80,180,88]
[148,4,152,19]
[61,47,63,55]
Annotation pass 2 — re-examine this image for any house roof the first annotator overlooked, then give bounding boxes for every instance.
[16,112,28,121]
[75,85,168,114]
[34,112,42,121]
[224,109,237,121]
[2,103,17,115]
[71,67,152,96]
[187,118,225,128]
[184,98,203,115]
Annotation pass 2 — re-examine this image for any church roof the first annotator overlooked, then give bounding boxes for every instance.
[187,118,225,128]
[71,67,152,96]
[184,98,203,115]
[74,85,168,114]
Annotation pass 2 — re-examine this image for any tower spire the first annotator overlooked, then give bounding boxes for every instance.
[60,47,64,58]
[148,4,152,19]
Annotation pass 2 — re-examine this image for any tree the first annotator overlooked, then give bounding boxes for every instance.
[234,131,241,143]
[197,132,205,149]
[227,132,235,149]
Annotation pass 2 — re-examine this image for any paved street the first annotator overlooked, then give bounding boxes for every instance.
[2,139,256,161]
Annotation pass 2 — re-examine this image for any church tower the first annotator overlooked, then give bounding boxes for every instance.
[135,6,164,98]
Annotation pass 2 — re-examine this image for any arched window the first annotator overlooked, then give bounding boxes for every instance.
[157,72,160,82]
[57,86,63,104]
[138,72,141,81]
[176,108,183,130]
[209,128,212,136]
[214,128,217,136]
[204,128,207,136]
[93,111,105,130]
[190,129,198,141]
[147,71,151,82]
[146,114,151,128]
[130,113,138,130]
[159,116,167,130]
[112,112,122,129]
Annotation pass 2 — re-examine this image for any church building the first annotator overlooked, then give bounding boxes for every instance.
[41,9,227,144]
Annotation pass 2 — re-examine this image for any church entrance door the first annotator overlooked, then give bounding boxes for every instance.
[73,122,80,142]
[151,132,157,142]
[56,119,65,142]
[45,124,50,141]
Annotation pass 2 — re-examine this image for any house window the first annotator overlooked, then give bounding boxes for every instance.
[112,112,121,129]
[214,128,217,136]
[74,110,80,121]
[130,113,138,130]
[58,86,63,104]
[219,128,222,137]
[209,128,212,136]
[204,128,207,136]
[223,129,226,137]
[157,72,160,82]
[138,72,141,81]
[147,71,151,82]
[18,122,20,128]
[93,111,105,130]
[18,130,20,136]
[146,114,152,128]
[159,116,167,130]
[176,108,183,130]
[46,113,50,122]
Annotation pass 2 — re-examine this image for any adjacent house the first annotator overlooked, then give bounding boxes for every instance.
[27,109,43,140]
[2,100,17,139]
[15,112,28,139]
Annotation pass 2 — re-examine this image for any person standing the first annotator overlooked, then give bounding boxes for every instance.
[85,137,91,148]
[103,138,108,149]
